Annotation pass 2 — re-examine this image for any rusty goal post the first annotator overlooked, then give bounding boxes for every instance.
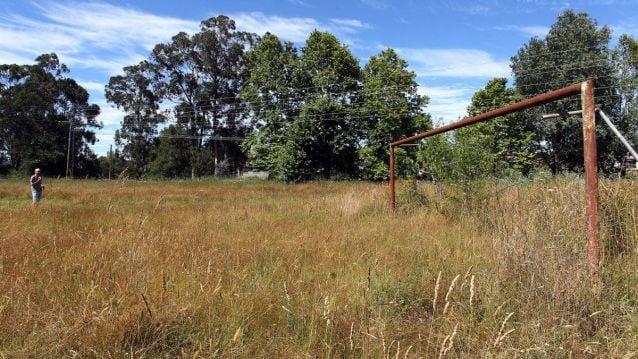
[388,80,600,281]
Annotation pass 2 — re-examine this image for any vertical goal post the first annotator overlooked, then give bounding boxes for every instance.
[388,79,600,282]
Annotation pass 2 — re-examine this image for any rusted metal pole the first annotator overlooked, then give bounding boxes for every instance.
[581,79,600,284]
[598,109,638,162]
[549,108,638,166]
[389,144,395,212]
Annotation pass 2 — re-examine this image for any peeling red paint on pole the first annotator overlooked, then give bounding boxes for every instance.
[389,144,395,212]
[581,79,600,283]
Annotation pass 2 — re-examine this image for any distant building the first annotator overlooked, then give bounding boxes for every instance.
[238,166,270,179]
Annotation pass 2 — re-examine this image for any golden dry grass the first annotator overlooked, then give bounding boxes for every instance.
[0,177,637,358]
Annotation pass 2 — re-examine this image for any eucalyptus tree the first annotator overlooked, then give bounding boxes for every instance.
[0,53,100,176]
[105,62,164,177]
[147,15,256,177]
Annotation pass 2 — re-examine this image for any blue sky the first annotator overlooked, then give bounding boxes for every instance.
[1,0,637,155]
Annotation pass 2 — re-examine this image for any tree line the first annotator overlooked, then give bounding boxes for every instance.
[103,16,429,181]
[1,10,637,181]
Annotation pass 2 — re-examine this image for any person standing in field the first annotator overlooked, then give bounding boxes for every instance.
[30,168,44,205]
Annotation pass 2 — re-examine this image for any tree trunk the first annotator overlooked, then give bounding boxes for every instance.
[191,149,196,180]
[214,138,219,176]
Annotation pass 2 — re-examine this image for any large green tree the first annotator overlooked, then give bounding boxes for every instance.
[240,33,301,173]
[511,10,620,173]
[0,53,101,176]
[241,30,362,181]
[105,62,164,178]
[289,30,361,180]
[145,15,256,178]
[613,34,638,135]
[358,48,431,180]
[419,79,534,183]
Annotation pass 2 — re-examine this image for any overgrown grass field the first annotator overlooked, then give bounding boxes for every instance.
[1,178,637,357]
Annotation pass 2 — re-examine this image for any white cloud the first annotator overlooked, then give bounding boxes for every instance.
[495,25,550,37]
[96,103,125,127]
[0,20,82,55]
[419,85,474,123]
[64,54,146,75]
[92,133,116,156]
[95,133,115,143]
[428,100,469,123]
[359,0,389,10]
[0,49,34,65]
[611,20,638,38]
[419,86,470,99]
[229,12,320,42]
[431,2,494,15]
[229,12,371,42]
[287,0,312,7]
[0,1,199,74]
[33,2,199,50]
[331,18,371,30]
[77,81,105,92]
[457,4,491,14]
[397,48,511,78]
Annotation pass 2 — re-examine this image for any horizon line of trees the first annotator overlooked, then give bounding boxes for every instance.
[103,15,430,182]
[1,10,637,182]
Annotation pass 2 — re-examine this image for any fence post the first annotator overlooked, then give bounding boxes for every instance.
[581,79,600,285]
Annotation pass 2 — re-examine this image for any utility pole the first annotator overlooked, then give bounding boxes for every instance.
[108,144,112,180]
[70,126,75,178]
[66,108,84,179]
[66,114,73,178]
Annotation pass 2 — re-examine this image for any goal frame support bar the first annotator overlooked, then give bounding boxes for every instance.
[389,80,599,282]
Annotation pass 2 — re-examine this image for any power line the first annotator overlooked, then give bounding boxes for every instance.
[6,50,637,114]
[6,55,636,118]
[7,58,637,131]
[157,135,246,140]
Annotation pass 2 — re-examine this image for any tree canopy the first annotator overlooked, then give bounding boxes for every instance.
[107,15,257,178]
[614,34,638,132]
[511,10,621,173]
[359,48,431,180]
[0,53,101,176]
[240,32,431,181]
[105,62,164,178]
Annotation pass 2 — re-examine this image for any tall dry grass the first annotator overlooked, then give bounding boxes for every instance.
[0,177,636,357]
